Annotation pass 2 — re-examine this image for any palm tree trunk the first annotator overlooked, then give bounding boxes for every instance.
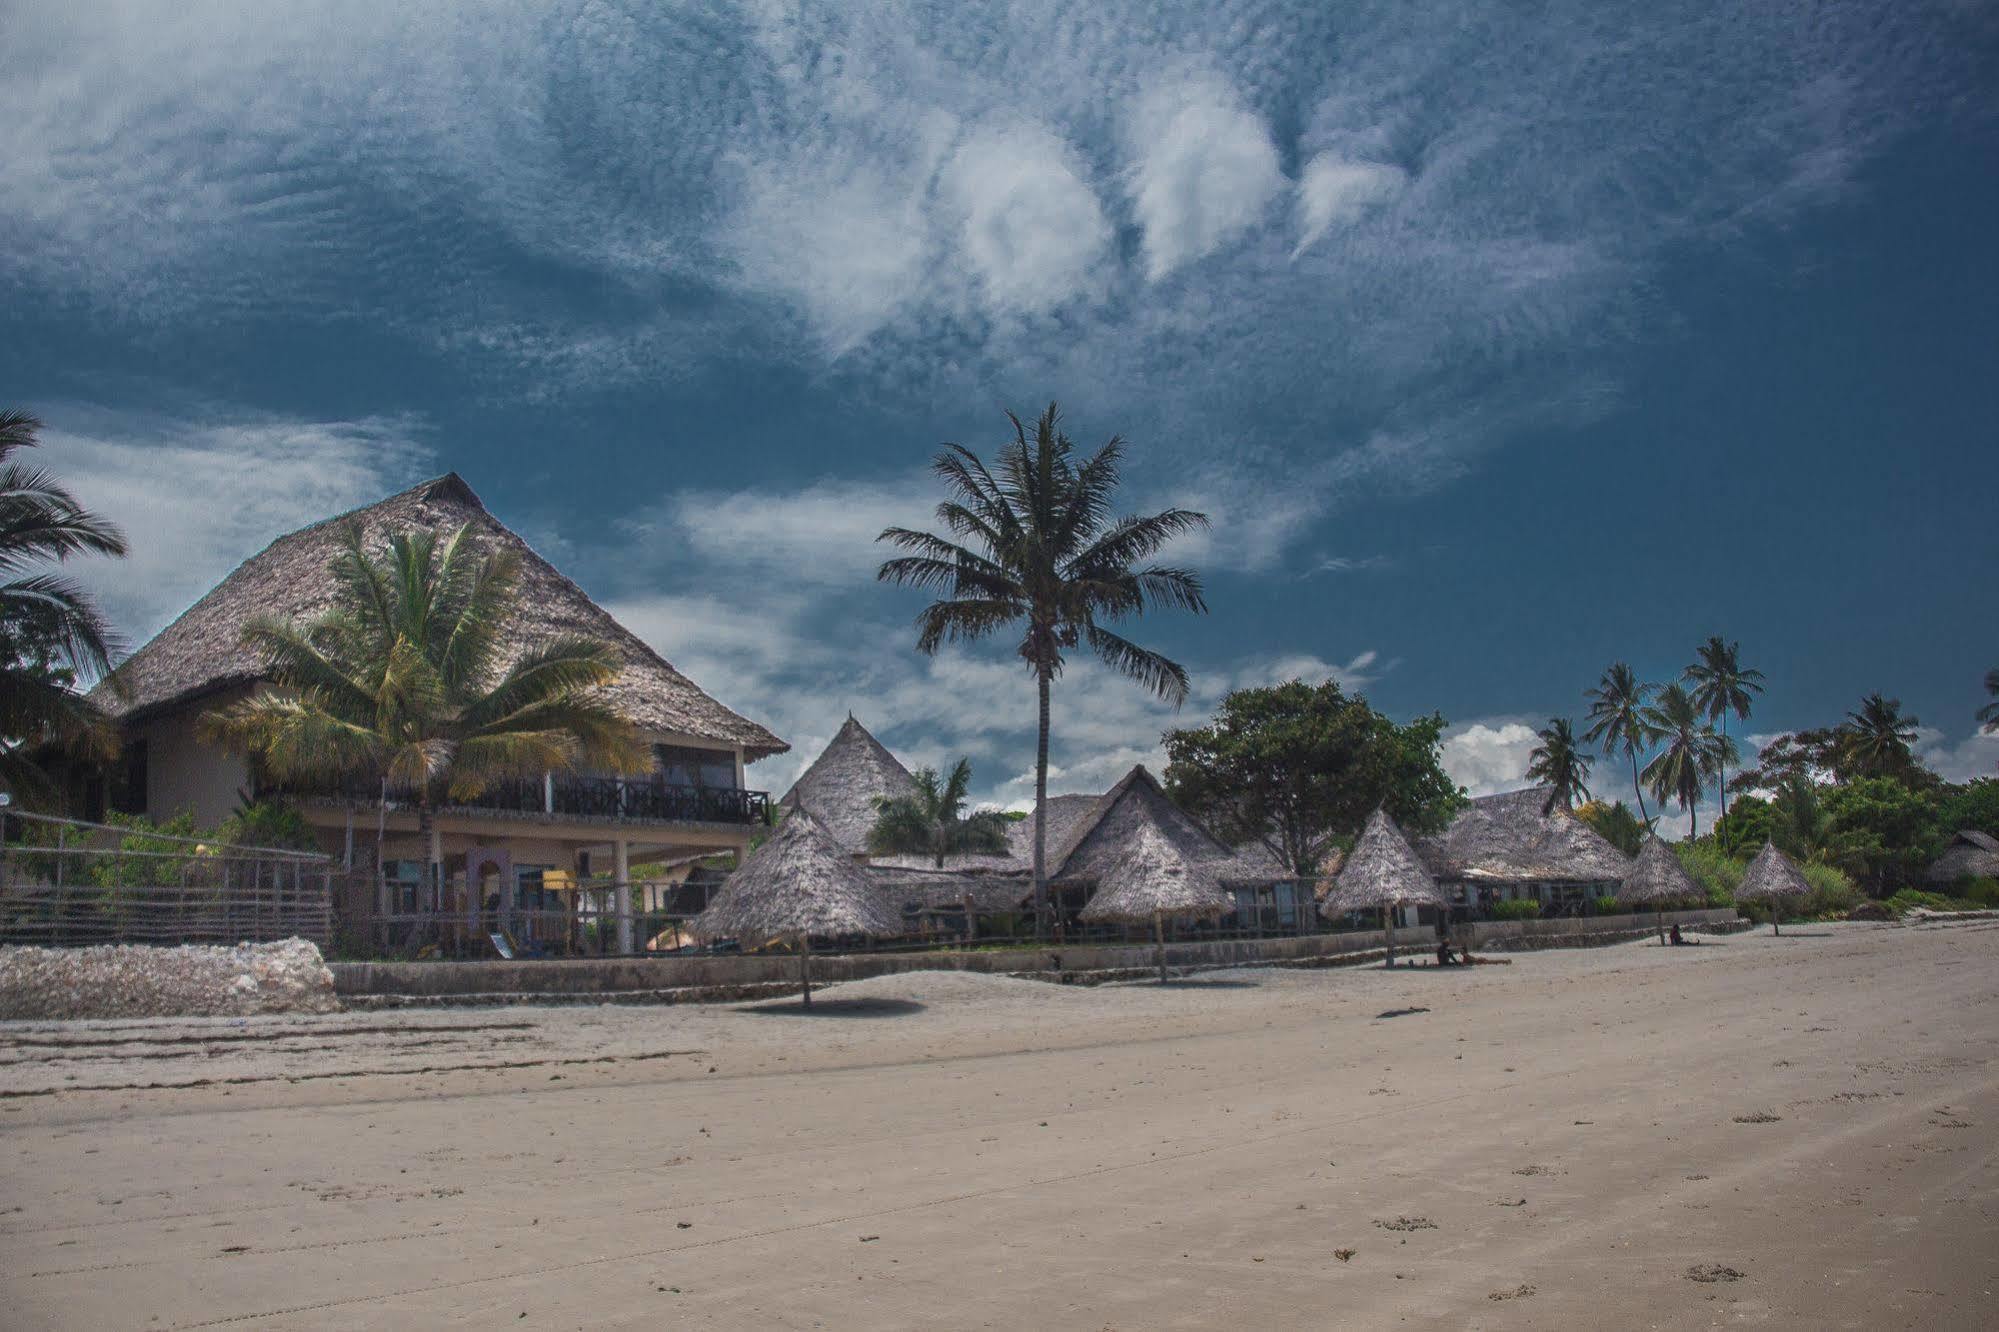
[1630,750,1651,825]
[1717,713,1729,823]
[1032,668,1051,943]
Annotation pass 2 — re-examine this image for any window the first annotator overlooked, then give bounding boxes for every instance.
[654,744,736,788]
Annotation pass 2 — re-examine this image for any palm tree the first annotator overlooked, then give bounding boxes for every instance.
[877,404,1209,937]
[201,521,648,897]
[1978,668,1998,736]
[1684,637,1763,821]
[1640,682,1733,838]
[1582,662,1660,825]
[1769,771,1831,862]
[0,410,129,802]
[1525,717,1591,812]
[1841,691,1918,778]
[867,757,1012,868]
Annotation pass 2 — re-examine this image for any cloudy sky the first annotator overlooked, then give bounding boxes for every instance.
[7,1,1997,818]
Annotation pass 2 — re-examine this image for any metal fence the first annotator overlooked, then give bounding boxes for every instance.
[0,810,334,948]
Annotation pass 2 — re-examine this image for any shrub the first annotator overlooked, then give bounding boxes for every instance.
[1489,898,1542,921]
[1674,840,1744,909]
[1885,888,1981,916]
[1798,861,1860,919]
[1957,876,1999,909]
[1592,895,1621,916]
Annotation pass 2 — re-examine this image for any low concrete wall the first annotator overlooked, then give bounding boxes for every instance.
[330,908,1735,1001]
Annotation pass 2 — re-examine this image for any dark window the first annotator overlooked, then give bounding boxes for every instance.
[654,744,736,788]
[109,740,148,816]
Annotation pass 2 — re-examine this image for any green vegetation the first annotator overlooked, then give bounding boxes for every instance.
[867,757,1010,867]
[1575,799,1649,855]
[1489,898,1542,921]
[876,402,1209,937]
[1673,840,1743,909]
[1525,717,1591,812]
[1591,895,1621,916]
[1161,678,1463,874]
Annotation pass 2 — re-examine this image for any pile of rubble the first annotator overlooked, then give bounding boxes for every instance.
[0,938,339,1020]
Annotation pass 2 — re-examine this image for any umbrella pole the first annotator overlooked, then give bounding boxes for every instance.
[1771,901,1781,937]
[1657,907,1665,946]
[799,932,813,1008]
[1382,905,1396,969]
[1154,910,1167,984]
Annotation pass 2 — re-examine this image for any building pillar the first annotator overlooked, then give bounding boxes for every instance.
[614,837,634,955]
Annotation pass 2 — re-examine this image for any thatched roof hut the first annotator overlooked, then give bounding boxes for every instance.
[1735,840,1810,935]
[91,474,787,758]
[1053,766,1287,886]
[1415,787,1632,886]
[1321,809,1446,967]
[779,715,919,854]
[1078,823,1234,924]
[1925,830,1999,885]
[1618,837,1703,906]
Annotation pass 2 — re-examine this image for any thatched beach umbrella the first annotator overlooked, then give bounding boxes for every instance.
[1320,809,1449,968]
[1079,824,1234,982]
[1735,840,1810,936]
[691,806,902,1006]
[1619,837,1704,944]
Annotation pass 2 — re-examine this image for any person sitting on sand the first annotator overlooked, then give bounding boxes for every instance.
[1669,923,1701,946]
[1436,937,1458,966]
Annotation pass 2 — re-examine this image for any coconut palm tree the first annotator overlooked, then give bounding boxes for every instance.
[0,410,129,802]
[1525,717,1591,812]
[201,521,648,897]
[1684,636,1763,821]
[877,403,1209,937]
[1582,662,1660,825]
[867,757,1011,868]
[1840,691,1919,779]
[1978,668,1998,736]
[1640,682,1733,838]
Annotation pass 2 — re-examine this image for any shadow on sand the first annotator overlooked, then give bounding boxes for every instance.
[1143,978,1263,990]
[737,997,928,1018]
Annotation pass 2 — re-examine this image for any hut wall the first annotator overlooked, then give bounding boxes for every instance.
[130,697,254,828]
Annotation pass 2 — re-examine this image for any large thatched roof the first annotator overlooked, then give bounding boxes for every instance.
[1926,829,1999,884]
[1415,787,1631,884]
[91,474,787,759]
[1321,808,1448,915]
[1735,841,1811,901]
[1618,837,1704,905]
[692,806,903,943]
[780,715,919,852]
[1053,766,1287,885]
[1079,823,1235,923]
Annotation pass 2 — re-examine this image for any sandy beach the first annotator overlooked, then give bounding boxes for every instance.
[2,919,1995,1329]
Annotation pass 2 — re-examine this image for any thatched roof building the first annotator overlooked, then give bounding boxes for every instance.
[1321,809,1448,916]
[1079,823,1234,924]
[91,474,787,758]
[1049,766,1288,886]
[1734,841,1810,902]
[1415,787,1631,887]
[692,806,902,945]
[1925,830,1999,885]
[1618,837,1704,906]
[779,715,919,853]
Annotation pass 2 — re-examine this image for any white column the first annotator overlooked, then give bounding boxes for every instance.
[614,837,634,954]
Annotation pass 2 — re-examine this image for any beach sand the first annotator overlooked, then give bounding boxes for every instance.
[2,918,1994,1328]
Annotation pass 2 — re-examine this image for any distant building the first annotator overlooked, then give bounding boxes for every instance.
[1414,787,1633,917]
[1925,830,1999,886]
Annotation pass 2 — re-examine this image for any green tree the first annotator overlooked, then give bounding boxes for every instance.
[1980,668,1999,735]
[1937,778,1999,841]
[1821,776,1943,895]
[1684,637,1762,820]
[1768,772,1835,862]
[201,521,647,894]
[1525,717,1592,812]
[1583,662,1660,825]
[0,410,130,803]
[1161,678,1463,875]
[1575,799,1650,856]
[1712,793,1776,857]
[877,403,1208,936]
[1641,682,1733,838]
[1841,692,1921,781]
[867,758,1011,868]
[1729,726,1848,791]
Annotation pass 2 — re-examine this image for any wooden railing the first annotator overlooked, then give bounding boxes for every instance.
[282,775,772,826]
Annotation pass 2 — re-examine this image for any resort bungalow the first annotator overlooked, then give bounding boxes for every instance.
[1925,829,1999,887]
[84,474,788,946]
[1413,787,1632,920]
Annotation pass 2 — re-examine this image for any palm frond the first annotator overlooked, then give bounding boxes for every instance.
[1086,623,1191,705]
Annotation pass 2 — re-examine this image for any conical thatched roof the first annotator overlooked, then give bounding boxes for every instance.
[780,714,920,853]
[691,806,903,943]
[1618,836,1704,906]
[1321,808,1449,916]
[1054,766,1287,885]
[1078,823,1235,924]
[1414,787,1631,883]
[1735,840,1811,901]
[1925,829,1999,884]
[91,474,788,758]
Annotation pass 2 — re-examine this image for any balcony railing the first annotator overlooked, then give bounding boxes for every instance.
[279,774,771,826]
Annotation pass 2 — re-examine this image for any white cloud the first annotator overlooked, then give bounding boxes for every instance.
[1915,727,1999,784]
[627,474,936,588]
[1124,70,1285,280]
[940,123,1113,315]
[1439,719,1540,798]
[48,408,435,643]
[1294,155,1406,254]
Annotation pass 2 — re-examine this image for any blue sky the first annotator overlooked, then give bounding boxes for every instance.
[6,1,1997,816]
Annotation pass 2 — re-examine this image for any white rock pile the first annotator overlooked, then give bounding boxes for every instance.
[0,938,339,1020]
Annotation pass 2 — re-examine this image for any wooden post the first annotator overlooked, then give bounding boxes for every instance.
[799,932,813,1008]
[1154,910,1167,984]
[1771,899,1781,937]
[1657,907,1666,945]
[1382,903,1396,968]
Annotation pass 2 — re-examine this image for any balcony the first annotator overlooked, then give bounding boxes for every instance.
[280,774,772,827]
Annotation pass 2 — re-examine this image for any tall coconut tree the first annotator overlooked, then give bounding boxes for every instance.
[1840,691,1919,779]
[1582,662,1660,824]
[1977,668,1998,736]
[867,757,1011,868]
[0,410,129,801]
[877,404,1209,938]
[1640,682,1733,838]
[201,521,648,896]
[1525,717,1592,813]
[1683,636,1763,821]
